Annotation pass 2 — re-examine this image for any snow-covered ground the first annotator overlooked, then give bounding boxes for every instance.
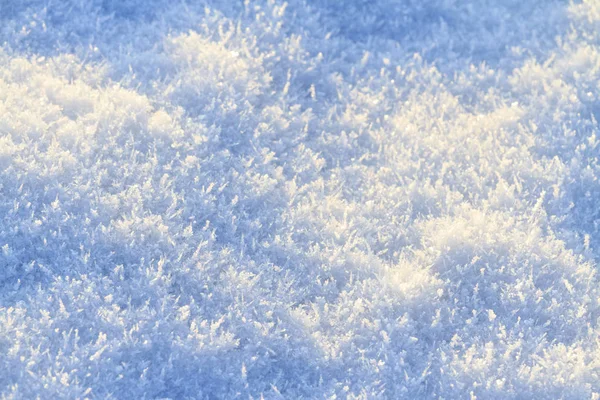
[1,0,600,398]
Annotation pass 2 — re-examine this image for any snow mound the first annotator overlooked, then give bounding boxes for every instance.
[1,0,600,398]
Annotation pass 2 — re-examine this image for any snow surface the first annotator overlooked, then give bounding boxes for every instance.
[1,0,600,398]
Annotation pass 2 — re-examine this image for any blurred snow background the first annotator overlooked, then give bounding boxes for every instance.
[1,0,600,398]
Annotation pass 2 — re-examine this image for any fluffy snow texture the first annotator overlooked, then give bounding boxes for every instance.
[3,0,600,398]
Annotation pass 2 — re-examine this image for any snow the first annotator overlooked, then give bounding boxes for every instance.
[0,0,600,398]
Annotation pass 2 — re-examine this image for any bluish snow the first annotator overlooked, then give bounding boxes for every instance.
[1,0,600,398]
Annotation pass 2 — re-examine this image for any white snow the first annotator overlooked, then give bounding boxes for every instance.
[0,0,599,398]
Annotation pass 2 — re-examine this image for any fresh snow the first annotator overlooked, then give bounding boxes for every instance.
[0,0,600,398]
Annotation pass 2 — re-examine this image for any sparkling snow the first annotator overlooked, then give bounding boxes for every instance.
[1,0,600,398]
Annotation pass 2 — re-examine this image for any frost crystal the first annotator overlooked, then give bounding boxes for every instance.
[0,0,599,398]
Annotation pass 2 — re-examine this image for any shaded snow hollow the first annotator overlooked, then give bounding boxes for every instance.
[1,0,600,398]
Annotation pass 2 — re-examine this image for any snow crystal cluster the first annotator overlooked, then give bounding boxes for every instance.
[1,0,600,398]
